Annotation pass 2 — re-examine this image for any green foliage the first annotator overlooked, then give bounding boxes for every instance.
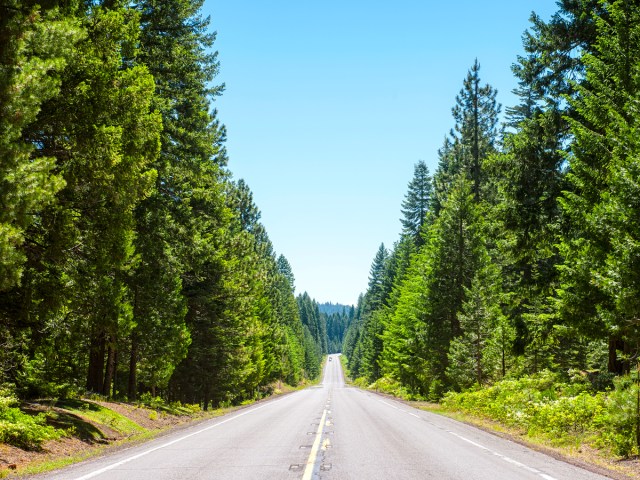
[325,307,352,354]
[557,0,640,374]
[0,1,82,291]
[6,1,640,465]
[297,292,328,379]
[594,376,640,457]
[137,393,201,416]
[14,354,80,400]
[447,262,513,389]
[370,377,420,401]
[442,371,640,457]
[0,392,64,449]
[401,161,433,245]
[0,0,315,415]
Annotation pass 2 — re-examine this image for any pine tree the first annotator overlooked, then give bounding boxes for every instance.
[447,262,512,389]
[0,0,82,389]
[365,243,389,313]
[0,1,80,291]
[297,293,326,377]
[400,161,433,245]
[450,59,501,202]
[1,0,162,397]
[488,1,604,363]
[383,176,484,397]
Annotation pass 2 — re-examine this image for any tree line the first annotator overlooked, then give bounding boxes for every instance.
[0,0,350,408]
[344,0,640,399]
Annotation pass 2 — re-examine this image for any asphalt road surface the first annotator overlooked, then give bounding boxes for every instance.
[35,355,612,480]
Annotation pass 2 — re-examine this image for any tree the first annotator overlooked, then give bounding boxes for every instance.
[0,1,80,291]
[1,0,162,397]
[400,161,433,245]
[382,176,484,397]
[125,0,228,401]
[447,262,512,389]
[557,0,640,374]
[449,59,501,202]
[488,1,604,364]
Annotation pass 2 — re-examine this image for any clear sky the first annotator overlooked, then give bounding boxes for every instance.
[204,1,559,306]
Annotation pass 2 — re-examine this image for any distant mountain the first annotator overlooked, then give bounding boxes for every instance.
[318,302,352,315]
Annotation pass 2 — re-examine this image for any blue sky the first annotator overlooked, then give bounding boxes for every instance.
[204,1,560,305]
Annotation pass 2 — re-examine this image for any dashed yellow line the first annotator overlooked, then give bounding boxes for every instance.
[302,408,327,480]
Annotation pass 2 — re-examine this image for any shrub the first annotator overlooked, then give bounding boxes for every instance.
[137,392,201,416]
[441,371,640,457]
[353,377,369,388]
[0,394,64,449]
[370,377,420,400]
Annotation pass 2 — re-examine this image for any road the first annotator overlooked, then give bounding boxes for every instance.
[36,355,612,480]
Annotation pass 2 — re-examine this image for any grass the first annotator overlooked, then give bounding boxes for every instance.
[54,399,144,437]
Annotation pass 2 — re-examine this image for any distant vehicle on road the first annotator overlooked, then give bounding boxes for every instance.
[329,357,332,361]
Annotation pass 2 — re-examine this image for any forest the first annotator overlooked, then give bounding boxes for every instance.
[341,0,640,456]
[0,0,356,410]
[4,0,640,459]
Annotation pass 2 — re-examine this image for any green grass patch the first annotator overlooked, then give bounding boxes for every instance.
[55,399,144,437]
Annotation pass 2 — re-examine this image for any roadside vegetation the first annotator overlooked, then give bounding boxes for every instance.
[0,391,63,451]
[440,371,640,458]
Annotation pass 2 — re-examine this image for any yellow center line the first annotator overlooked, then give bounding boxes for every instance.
[302,408,327,480]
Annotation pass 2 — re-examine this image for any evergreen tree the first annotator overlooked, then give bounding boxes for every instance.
[365,243,389,313]
[126,0,227,401]
[488,0,604,363]
[297,293,326,377]
[3,0,162,397]
[386,176,484,397]
[557,0,640,374]
[400,161,433,245]
[447,262,512,389]
[0,1,80,291]
[450,59,501,201]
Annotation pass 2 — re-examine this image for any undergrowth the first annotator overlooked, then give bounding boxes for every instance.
[135,393,201,416]
[0,389,64,450]
[441,370,640,457]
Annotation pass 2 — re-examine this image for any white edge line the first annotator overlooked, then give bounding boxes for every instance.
[448,431,558,480]
[378,399,421,418]
[71,399,280,480]
[377,397,558,480]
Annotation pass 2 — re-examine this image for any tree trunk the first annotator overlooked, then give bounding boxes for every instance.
[203,387,210,411]
[102,341,116,397]
[112,348,118,398]
[87,329,106,393]
[608,337,626,374]
[128,333,139,401]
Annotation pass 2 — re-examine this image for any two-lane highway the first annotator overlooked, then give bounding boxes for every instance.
[35,355,611,479]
